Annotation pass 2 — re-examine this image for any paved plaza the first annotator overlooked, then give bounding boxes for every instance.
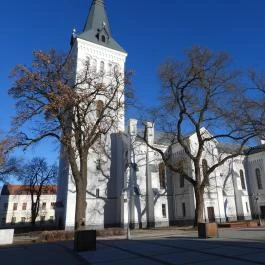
[1,228,265,265]
[80,228,265,265]
[0,242,87,265]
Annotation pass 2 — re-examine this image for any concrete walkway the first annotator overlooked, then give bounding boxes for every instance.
[80,228,265,265]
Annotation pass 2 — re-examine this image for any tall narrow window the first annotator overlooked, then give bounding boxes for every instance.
[87,58,90,70]
[159,163,166,189]
[108,63,113,74]
[180,173,184,188]
[96,159,101,170]
[92,59,97,72]
[240,170,246,190]
[246,202,249,213]
[162,204,166,218]
[96,189,100,198]
[202,159,209,185]
[101,35,106,43]
[13,203,18,211]
[182,203,186,217]
[113,65,119,74]
[42,202,46,210]
[11,217,16,224]
[22,203,27,211]
[100,61,105,73]
[96,100,104,118]
[256,168,263,189]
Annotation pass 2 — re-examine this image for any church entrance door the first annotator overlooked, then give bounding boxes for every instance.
[207,207,215,223]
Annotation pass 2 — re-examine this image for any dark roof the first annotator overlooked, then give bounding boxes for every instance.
[1,184,57,196]
[216,143,247,154]
[154,132,175,146]
[78,0,126,53]
[245,144,265,155]
[135,129,175,146]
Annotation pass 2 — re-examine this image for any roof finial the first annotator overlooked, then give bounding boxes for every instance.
[70,28,77,47]
[72,28,77,37]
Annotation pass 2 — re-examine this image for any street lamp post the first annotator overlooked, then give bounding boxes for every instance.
[122,186,131,240]
[127,188,131,240]
[254,193,261,226]
[215,173,222,223]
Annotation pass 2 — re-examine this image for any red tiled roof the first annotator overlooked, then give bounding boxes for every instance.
[1,184,57,195]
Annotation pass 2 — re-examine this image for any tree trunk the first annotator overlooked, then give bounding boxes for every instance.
[194,185,204,226]
[31,207,36,226]
[75,183,87,230]
[74,155,88,231]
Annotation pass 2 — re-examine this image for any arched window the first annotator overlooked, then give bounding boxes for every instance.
[240,170,246,190]
[92,59,97,72]
[86,57,91,70]
[100,61,105,73]
[108,63,113,74]
[101,35,106,43]
[159,162,166,189]
[202,159,209,185]
[179,162,185,188]
[96,100,104,118]
[256,168,263,189]
[113,65,119,74]
[180,173,185,188]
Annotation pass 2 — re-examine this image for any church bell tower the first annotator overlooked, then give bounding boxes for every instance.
[57,0,128,229]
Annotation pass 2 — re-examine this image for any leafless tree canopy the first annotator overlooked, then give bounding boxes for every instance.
[0,139,19,183]
[141,46,258,225]
[238,70,265,140]
[9,49,132,230]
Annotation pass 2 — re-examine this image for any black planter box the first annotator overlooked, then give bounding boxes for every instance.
[74,230,96,252]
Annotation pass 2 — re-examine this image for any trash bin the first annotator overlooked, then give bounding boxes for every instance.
[198,223,218,238]
[74,230,96,252]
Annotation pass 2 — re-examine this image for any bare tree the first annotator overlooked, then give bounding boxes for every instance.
[9,49,131,230]
[240,70,265,140]
[17,157,57,226]
[141,46,257,226]
[0,139,18,182]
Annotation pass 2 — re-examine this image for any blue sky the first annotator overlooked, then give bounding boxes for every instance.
[1,0,265,165]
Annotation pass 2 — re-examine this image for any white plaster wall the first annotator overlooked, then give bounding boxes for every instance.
[0,194,56,226]
[246,151,265,217]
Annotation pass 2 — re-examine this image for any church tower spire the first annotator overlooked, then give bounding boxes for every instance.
[78,0,126,53]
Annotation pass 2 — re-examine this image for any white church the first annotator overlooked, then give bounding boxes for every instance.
[56,0,265,229]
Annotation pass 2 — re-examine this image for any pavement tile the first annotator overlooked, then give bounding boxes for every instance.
[79,245,136,264]
[193,257,259,265]
[241,251,265,263]
[202,245,262,257]
[103,257,162,265]
[0,243,86,265]
[156,251,217,265]
[149,238,222,251]
[107,240,185,255]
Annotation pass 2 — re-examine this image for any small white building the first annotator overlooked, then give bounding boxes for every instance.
[0,184,57,227]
